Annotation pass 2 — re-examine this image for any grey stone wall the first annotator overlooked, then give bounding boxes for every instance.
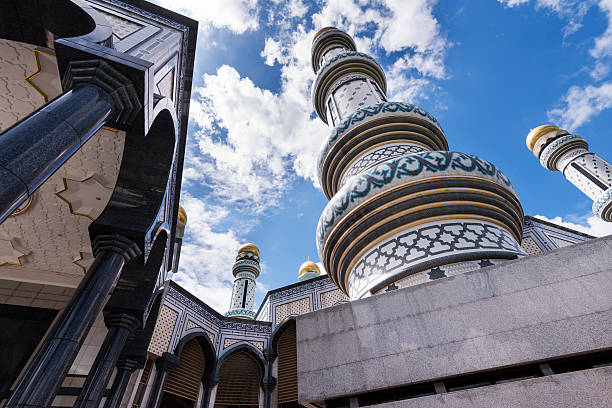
[371,366,612,408]
[296,235,612,403]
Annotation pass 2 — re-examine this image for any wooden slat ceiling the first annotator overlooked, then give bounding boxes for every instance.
[277,323,298,404]
[215,350,262,406]
[164,339,206,402]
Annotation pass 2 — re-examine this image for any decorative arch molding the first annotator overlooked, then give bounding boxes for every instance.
[172,331,217,380]
[269,316,296,361]
[89,105,177,260]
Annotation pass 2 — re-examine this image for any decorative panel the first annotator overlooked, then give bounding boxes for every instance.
[521,236,543,256]
[274,297,311,326]
[223,338,264,351]
[320,289,349,308]
[148,305,179,356]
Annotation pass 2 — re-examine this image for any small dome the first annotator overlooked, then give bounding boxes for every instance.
[526,124,559,152]
[177,205,187,224]
[312,26,337,43]
[238,243,259,257]
[299,259,321,281]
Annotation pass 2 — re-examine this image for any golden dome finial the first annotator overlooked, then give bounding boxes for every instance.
[238,243,259,257]
[177,205,187,224]
[312,26,337,43]
[526,124,560,152]
[299,259,321,281]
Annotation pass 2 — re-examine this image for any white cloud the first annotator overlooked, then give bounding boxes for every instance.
[591,0,612,59]
[534,213,612,237]
[173,193,241,313]
[498,0,528,6]
[547,82,612,129]
[154,0,259,34]
[498,0,612,128]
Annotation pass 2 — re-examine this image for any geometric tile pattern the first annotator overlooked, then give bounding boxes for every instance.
[341,144,427,185]
[349,220,525,299]
[223,338,264,352]
[185,319,215,344]
[521,236,543,256]
[274,297,311,326]
[148,305,179,356]
[320,289,349,308]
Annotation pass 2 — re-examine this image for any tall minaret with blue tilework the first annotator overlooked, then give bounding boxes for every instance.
[225,243,259,319]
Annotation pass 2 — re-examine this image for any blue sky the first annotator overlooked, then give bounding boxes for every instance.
[155,0,612,313]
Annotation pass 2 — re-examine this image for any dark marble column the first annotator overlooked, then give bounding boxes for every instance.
[0,59,141,224]
[74,313,141,408]
[262,350,277,408]
[144,353,180,408]
[5,235,141,408]
[103,358,141,408]
[200,376,219,408]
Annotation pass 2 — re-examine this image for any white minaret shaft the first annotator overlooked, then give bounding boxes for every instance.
[229,271,256,310]
[225,243,260,319]
[527,125,612,222]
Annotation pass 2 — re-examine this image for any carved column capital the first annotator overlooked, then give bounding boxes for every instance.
[62,59,142,126]
[154,352,180,372]
[116,358,141,372]
[104,312,141,332]
[92,234,142,264]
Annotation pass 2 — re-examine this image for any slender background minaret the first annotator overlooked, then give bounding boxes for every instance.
[526,124,612,222]
[225,243,260,319]
[312,28,526,300]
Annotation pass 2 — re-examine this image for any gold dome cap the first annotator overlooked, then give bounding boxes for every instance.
[177,205,187,224]
[299,259,321,278]
[238,243,259,257]
[526,124,559,152]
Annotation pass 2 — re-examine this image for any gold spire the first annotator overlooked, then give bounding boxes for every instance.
[177,205,187,224]
[238,243,259,257]
[526,124,559,152]
[299,258,321,278]
[312,26,337,43]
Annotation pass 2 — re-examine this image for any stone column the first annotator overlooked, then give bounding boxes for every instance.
[144,353,180,408]
[5,234,141,408]
[262,349,277,408]
[200,376,218,408]
[103,358,141,408]
[74,313,141,408]
[526,124,612,221]
[0,59,141,224]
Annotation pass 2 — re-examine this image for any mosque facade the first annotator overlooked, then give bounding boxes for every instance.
[0,3,611,408]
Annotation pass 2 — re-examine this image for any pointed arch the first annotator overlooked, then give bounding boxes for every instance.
[214,344,265,407]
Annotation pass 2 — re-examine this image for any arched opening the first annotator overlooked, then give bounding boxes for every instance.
[276,321,298,407]
[214,349,263,408]
[160,338,205,408]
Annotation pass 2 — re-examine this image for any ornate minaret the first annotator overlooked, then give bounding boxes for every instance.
[225,243,260,319]
[312,27,526,300]
[526,124,612,222]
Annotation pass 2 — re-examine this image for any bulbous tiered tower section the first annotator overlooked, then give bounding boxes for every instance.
[526,124,612,222]
[225,243,260,319]
[312,27,526,300]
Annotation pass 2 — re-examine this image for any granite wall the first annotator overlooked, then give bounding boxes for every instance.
[296,234,612,403]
